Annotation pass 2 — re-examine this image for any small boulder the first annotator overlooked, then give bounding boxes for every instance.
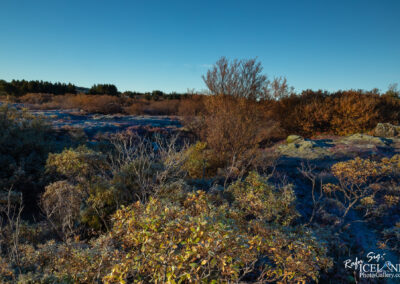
[340,133,390,146]
[373,123,400,138]
[279,135,330,159]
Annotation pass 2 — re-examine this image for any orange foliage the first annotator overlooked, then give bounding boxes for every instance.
[274,90,400,137]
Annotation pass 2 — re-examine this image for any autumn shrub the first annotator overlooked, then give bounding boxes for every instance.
[273,90,330,136]
[123,101,147,115]
[196,57,290,167]
[181,141,222,178]
[44,134,187,231]
[227,172,298,225]
[199,95,274,166]
[329,91,383,135]
[125,99,181,115]
[274,90,400,137]
[2,165,332,283]
[37,94,123,113]
[68,94,123,114]
[103,183,331,283]
[12,237,116,283]
[143,99,180,115]
[178,95,206,117]
[45,146,113,230]
[19,93,54,104]
[324,155,400,218]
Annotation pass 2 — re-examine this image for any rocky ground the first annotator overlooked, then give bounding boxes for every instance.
[5,103,182,139]
[273,129,400,282]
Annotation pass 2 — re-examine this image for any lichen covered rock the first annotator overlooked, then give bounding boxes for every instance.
[373,123,400,138]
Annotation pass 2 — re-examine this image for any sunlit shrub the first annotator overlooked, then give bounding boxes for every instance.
[123,101,147,115]
[46,146,113,230]
[45,135,187,231]
[104,194,257,283]
[324,155,400,218]
[19,93,54,104]
[143,99,180,115]
[274,90,400,137]
[2,173,331,283]
[103,187,331,283]
[102,173,331,283]
[39,94,123,113]
[181,141,222,178]
[178,95,205,117]
[70,94,123,114]
[227,171,298,226]
[46,145,109,180]
[199,95,274,165]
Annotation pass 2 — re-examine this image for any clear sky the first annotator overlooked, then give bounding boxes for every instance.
[0,0,399,93]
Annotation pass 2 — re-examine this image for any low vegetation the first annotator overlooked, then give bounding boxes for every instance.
[0,58,399,283]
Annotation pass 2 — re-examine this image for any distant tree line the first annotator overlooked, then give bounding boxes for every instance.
[88,84,119,96]
[0,79,196,99]
[0,79,77,96]
[121,90,193,100]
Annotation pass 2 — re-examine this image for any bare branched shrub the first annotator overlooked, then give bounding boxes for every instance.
[0,188,23,274]
[324,157,390,218]
[197,57,291,168]
[109,132,187,202]
[299,162,326,224]
[41,181,83,239]
[203,57,292,100]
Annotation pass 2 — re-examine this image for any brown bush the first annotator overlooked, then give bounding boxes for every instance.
[329,91,382,135]
[19,93,54,104]
[70,94,123,114]
[42,94,123,114]
[199,95,275,164]
[125,99,181,115]
[142,99,180,115]
[178,95,205,116]
[273,90,400,137]
[123,101,147,115]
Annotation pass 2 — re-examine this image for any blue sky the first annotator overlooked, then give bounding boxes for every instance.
[0,0,399,93]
